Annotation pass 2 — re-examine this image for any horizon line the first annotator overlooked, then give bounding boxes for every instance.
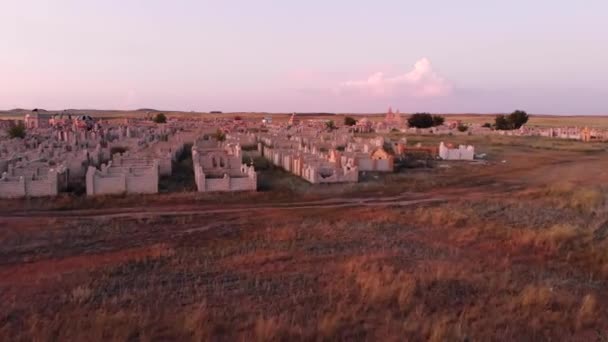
[1,108,608,117]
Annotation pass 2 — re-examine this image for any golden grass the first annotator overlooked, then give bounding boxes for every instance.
[539,182,605,213]
[515,224,582,252]
[576,294,598,330]
[344,257,416,310]
[519,285,554,308]
[412,205,472,228]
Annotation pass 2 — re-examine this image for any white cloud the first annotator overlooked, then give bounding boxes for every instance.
[338,58,452,97]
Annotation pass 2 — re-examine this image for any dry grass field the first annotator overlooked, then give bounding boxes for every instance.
[2,131,608,339]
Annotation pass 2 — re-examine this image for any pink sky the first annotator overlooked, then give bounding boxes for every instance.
[1,1,607,114]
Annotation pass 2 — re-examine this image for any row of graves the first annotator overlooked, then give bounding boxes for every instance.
[400,122,608,142]
[0,113,205,198]
[499,126,608,142]
[85,126,193,196]
[349,107,608,142]
[1,110,480,198]
[256,124,396,184]
[0,122,107,198]
[257,131,476,184]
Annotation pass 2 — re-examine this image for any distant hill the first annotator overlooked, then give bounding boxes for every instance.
[9,108,29,113]
[295,112,336,116]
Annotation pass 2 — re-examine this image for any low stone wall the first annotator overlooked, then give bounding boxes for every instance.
[113,154,172,177]
[302,164,359,184]
[194,164,257,192]
[0,168,65,198]
[263,145,358,184]
[0,178,27,198]
[438,142,475,161]
[86,161,159,196]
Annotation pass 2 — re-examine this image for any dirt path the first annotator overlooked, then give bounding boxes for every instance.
[1,192,462,220]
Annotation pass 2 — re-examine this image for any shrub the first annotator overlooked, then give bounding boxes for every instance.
[214,129,226,141]
[344,116,357,126]
[110,146,128,155]
[457,124,468,132]
[577,294,598,330]
[153,113,167,124]
[325,120,337,131]
[509,110,529,129]
[535,224,580,251]
[432,115,445,126]
[7,121,26,139]
[494,114,511,130]
[482,122,492,128]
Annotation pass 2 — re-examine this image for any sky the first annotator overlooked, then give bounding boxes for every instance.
[1,0,607,114]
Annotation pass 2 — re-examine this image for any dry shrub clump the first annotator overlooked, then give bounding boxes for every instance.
[540,182,606,213]
[411,204,472,228]
[519,285,554,308]
[534,224,581,251]
[343,257,416,311]
[70,285,93,303]
[515,224,583,252]
[253,316,289,340]
[576,294,598,330]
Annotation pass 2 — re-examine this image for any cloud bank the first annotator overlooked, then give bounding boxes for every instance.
[338,58,452,97]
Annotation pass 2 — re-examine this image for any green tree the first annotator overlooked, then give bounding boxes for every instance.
[325,120,337,131]
[7,122,26,139]
[494,114,511,130]
[508,110,529,129]
[494,110,530,130]
[407,113,434,128]
[344,116,357,126]
[153,113,167,123]
[432,115,445,126]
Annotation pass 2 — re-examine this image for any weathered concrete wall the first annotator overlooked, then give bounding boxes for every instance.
[194,165,256,192]
[89,172,126,196]
[126,174,158,194]
[375,159,392,171]
[86,161,159,196]
[0,178,26,198]
[0,168,64,198]
[439,142,475,161]
[25,177,58,197]
[205,177,230,192]
[357,158,374,171]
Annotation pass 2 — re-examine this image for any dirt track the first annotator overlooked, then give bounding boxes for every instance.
[2,193,450,220]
